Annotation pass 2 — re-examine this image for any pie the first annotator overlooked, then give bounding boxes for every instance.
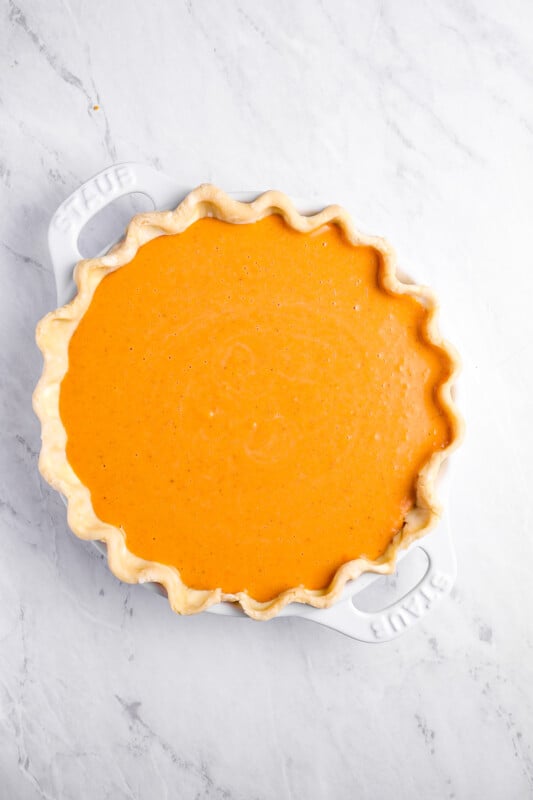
[33,185,462,620]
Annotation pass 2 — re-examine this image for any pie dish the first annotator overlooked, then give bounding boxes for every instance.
[33,184,462,620]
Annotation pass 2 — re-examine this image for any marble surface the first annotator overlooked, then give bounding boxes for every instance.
[1,0,533,797]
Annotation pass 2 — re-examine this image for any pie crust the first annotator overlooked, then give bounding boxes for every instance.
[33,185,462,620]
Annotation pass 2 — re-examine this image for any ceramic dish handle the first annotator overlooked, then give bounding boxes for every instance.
[48,162,183,305]
[311,523,457,642]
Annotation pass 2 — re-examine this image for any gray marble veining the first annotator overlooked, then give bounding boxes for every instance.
[1,0,533,797]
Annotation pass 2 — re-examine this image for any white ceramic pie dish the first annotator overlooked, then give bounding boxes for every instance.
[47,162,457,642]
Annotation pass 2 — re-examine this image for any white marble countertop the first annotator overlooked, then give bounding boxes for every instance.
[2,1,533,797]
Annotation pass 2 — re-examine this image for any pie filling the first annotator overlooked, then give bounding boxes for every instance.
[60,215,452,602]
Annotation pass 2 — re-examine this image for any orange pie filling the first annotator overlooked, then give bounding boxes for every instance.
[59,215,452,602]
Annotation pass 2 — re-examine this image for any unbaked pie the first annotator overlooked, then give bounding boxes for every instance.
[33,185,462,619]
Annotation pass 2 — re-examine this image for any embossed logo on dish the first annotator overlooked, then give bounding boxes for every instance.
[53,165,134,233]
[369,571,451,639]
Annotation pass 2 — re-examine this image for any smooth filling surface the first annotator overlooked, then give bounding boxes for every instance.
[60,215,451,601]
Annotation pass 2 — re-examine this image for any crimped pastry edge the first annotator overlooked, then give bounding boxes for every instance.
[33,184,463,620]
